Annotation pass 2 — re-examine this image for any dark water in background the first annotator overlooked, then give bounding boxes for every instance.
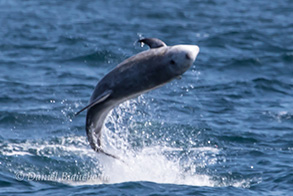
[0,0,292,195]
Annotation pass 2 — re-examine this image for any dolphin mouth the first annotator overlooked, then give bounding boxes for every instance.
[185,53,193,60]
[181,45,200,69]
[186,45,200,62]
[172,44,200,63]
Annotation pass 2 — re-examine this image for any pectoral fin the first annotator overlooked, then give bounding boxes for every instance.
[75,90,112,116]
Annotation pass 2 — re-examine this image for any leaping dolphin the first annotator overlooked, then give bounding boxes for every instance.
[76,38,200,159]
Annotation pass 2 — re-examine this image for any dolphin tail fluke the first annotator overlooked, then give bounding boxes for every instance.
[96,148,121,160]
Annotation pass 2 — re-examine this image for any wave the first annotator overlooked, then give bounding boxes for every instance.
[60,50,119,65]
[252,77,293,95]
[0,98,250,188]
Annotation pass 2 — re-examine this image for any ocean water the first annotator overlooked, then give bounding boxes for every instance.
[0,0,292,195]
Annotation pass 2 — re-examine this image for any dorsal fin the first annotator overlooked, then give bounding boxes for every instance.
[75,90,112,116]
[138,38,167,49]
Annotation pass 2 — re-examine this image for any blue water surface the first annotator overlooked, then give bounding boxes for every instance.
[0,0,292,195]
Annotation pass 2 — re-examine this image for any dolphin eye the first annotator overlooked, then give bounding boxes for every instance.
[170,60,175,65]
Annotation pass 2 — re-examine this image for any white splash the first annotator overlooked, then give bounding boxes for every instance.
[97,145,216,186]
[92,98,220,187]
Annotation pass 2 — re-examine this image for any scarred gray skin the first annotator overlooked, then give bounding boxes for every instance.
[81,38,200,159]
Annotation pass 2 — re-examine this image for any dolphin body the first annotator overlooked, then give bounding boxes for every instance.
[76,38,200,159]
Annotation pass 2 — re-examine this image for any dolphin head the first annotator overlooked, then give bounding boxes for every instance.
[139,38,199,76]
[164,45,200,76]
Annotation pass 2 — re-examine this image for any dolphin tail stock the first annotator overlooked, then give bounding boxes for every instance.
[86,121,121,160]
[85,105,122,161]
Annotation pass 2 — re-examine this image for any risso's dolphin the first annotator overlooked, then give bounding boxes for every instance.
[76,38,200,159]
